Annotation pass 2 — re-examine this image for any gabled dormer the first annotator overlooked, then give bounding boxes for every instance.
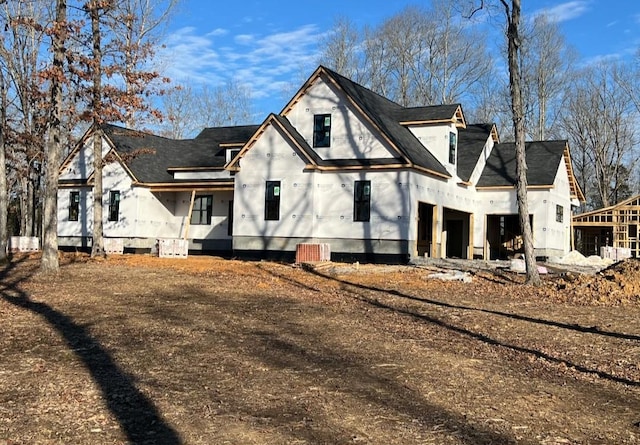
[457,123,499,186]
[396,104,466,176]
[275,65,451,179]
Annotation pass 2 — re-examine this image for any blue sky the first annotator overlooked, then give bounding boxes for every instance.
[157,0,640,119]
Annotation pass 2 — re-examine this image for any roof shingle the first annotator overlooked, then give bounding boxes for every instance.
[477,140,567,187]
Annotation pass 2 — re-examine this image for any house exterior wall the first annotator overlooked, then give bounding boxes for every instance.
[542,159,573,256]
[475,178,571,258]
[57,135,233,252]
[232,121,414,260]
[173,170,230,180]
[408,124,458,175]
[59,138,110,180]
[57,73,576,262]
[58,187,92,239]
[406,172,482,257]
[284,80,397,160]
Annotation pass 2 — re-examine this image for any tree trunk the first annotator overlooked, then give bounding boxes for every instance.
[89,2,105,258]
[0,68,8,261]
[26,176,34,236]
[0,122,7,262]
[40,0,67,274]
[503,0,541,285]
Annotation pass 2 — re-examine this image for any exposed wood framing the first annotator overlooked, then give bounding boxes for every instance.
[572,194,640,257]
[184,190,196,240]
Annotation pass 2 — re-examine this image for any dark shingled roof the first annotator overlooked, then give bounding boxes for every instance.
[394,104,462,123]
[195,125,261,155]
[477,140,567,187]
[457,123,494,182]
[320,67,450,177]
[102,124,258,184]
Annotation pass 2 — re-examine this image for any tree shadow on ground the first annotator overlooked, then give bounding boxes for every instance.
[189,283,521,445]
[299,267,640,387]
[248,327,520,445]
[0,258,182,445]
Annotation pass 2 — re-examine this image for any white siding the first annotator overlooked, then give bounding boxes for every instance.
[58,144,234,247]
[408,124,458,174]
[173,170,231,180]
[233,122,313,240]
[284,80,397,160]
[60,137,111,180]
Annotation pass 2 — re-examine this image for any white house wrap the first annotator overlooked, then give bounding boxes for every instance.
[57,66,584,262]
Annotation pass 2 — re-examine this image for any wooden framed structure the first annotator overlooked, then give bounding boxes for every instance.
[572,195,640,258]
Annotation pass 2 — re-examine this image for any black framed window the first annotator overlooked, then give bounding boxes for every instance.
[556,204,563,223]
[108,191,120,222]
[227,200,234,236]
[354,180,371,222]
[313,114,331,147]
[191,195,213,225]
[449,132,457,164]
[265,181,281,221]
[69,191,80,221]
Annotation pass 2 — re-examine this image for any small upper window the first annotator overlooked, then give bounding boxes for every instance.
[313,114,331,147]
[556,204,563,223]
[108,191,120,222]
[69,191,80,221]
[449,132,457,164]
[227,148,241,165]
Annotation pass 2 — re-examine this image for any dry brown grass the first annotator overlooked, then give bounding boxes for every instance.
[1,253,639,444]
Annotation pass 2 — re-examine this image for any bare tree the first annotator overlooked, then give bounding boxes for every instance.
[160,79,254,138]
[317,16,361,81]
[501,0,540,284]
[67,0,172,257]
[40,0,66,273]
[521,13,577,141]
[103,0,177,128]
[0,69,8,261]
[563,62,640,209]
[412,0,492,106]
[0,0,51,240]
[467,0,539,283]
[199,80,253,128]
[158,84,199,138]
[85,0,107,258]
[319,1,492,107]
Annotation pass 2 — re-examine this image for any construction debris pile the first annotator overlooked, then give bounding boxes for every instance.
[547,250,615,270]
[544,258,640,305]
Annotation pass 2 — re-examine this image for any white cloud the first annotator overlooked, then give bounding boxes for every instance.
[157,24,324,114]
[533,1,590,23]
[235,34,255,45]
[207,28,228,37]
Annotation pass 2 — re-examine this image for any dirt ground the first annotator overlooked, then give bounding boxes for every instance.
[0,253,639,445]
